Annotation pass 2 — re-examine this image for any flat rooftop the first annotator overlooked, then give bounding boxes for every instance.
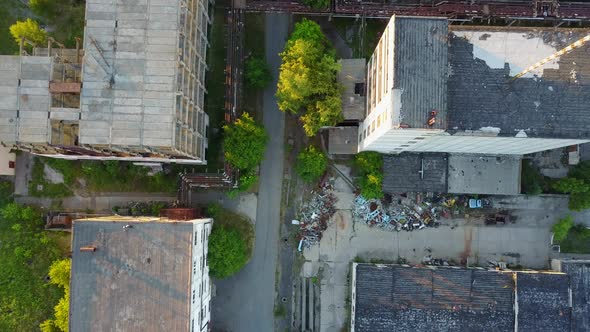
[447,154,521,195]
[327,126,358,154]
[70,220,195,331]
[353,264,573,332]
[447,27,590,139]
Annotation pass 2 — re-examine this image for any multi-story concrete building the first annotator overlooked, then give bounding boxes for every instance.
[358,16,590,155]
[0,0,212,164]
[69,214,212,332]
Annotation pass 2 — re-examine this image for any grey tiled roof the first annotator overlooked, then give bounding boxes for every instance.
[394,17,448,129]
[560,261,590,332]
[382,153,448,193]
[447,30,590,139]
[353,264,577,332]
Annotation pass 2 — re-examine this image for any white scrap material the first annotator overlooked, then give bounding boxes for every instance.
[453,31,560,77]
[479,126,501,135]
[515,130,528,138]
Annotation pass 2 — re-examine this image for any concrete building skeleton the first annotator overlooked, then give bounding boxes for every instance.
[0,0,213,164]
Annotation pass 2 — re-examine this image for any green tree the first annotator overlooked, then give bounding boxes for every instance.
[245,57,272,89]
[552,215,574,243]
[552,177,589,194]
[359,173,384,199]
[276,19,342,136]
[295,146,328,183]
[223,113,268,171]
[208,226,249,279]
[9,19,47,46]
[29,0,59,18]
[569,192,590,211]
[568,160,590,183]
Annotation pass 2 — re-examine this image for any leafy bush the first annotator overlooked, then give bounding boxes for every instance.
[568,160,590,183]
[552,177,589,194]
[552,215,574,243]
[295,146,328,183]
[0,180,13,206]
[9,18,47,45]
[569,192,590,211]
[208,226,249,279]
[354,152,384,199]
[560,224,590,254]
[0,203,67,331]
[277,18,342,136]
[245,57,272,89]
[223,113,268,171]
[41,259,71,332]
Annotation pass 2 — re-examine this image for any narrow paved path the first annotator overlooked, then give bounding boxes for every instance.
[211,13,289,332]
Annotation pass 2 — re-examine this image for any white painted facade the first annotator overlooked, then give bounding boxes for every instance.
[190,218,212,332]
[358,17,590,156]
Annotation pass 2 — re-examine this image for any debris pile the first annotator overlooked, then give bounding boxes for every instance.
[296,182,338,250]
[352,194,455,231]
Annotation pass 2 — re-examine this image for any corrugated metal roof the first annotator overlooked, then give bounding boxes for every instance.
[392,16,448,130]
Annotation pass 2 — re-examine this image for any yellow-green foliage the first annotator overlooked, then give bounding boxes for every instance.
[41,258,71,332]
[223,113,268,171]
[354,151,384,199]
[276,19,342,136]
[9,18,47,45]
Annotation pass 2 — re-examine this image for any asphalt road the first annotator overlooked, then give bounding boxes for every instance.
[211,13,288,332]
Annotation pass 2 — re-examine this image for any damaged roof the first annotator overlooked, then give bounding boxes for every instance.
[353,264,576,332]
[447,27,590,139]
[560,260,590,331]
[382,153,448,193]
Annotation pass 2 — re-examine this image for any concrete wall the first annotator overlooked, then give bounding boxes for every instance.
[190,218,213,332]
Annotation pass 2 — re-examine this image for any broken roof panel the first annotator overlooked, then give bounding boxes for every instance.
[448,27,590,139]
[337,59,366,120]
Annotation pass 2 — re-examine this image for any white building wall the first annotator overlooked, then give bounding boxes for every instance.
[190,218,212,332]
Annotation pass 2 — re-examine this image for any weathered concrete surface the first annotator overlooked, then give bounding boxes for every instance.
[303,168,586,332]
[211,12,288,332]
[190,190,258,222]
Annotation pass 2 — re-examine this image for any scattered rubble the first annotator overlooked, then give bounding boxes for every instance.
[352,194,461,232]
[296,180,338,250]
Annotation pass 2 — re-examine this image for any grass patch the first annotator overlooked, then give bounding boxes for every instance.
[28,158,73,198]
[0,203,70,331]
[559,224,590,254]
[332,18,387,59]
[274,303,287,317]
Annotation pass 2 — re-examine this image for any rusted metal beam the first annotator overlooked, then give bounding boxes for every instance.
[49,82,82,93]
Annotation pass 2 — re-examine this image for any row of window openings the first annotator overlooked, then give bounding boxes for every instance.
[359,111,388,143]
[191,279,208,304]
[190,304,210,332]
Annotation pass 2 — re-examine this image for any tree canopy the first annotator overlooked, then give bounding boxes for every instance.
[277,19,342,136]
[295,146,328,183]
[9,19,47,45]
[245,57,272,89]
[208,226,249,279]
[223,113,268,172]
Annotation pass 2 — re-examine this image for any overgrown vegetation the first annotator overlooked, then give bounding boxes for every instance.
[2,0,84,54]
[245,56,272,89]
[521,160,548,195]
[277,18,342,136]
[552,161,590,211]
[300,0,330,9]
[552,215,574,243]
[295,145,328,183]
[0,202,70,331]
[38,157,178,193]
[40,259,71,332]
[206,203,254,279]
[559,224,590,254]
[29,158,73,198]
[354,151,384,199]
